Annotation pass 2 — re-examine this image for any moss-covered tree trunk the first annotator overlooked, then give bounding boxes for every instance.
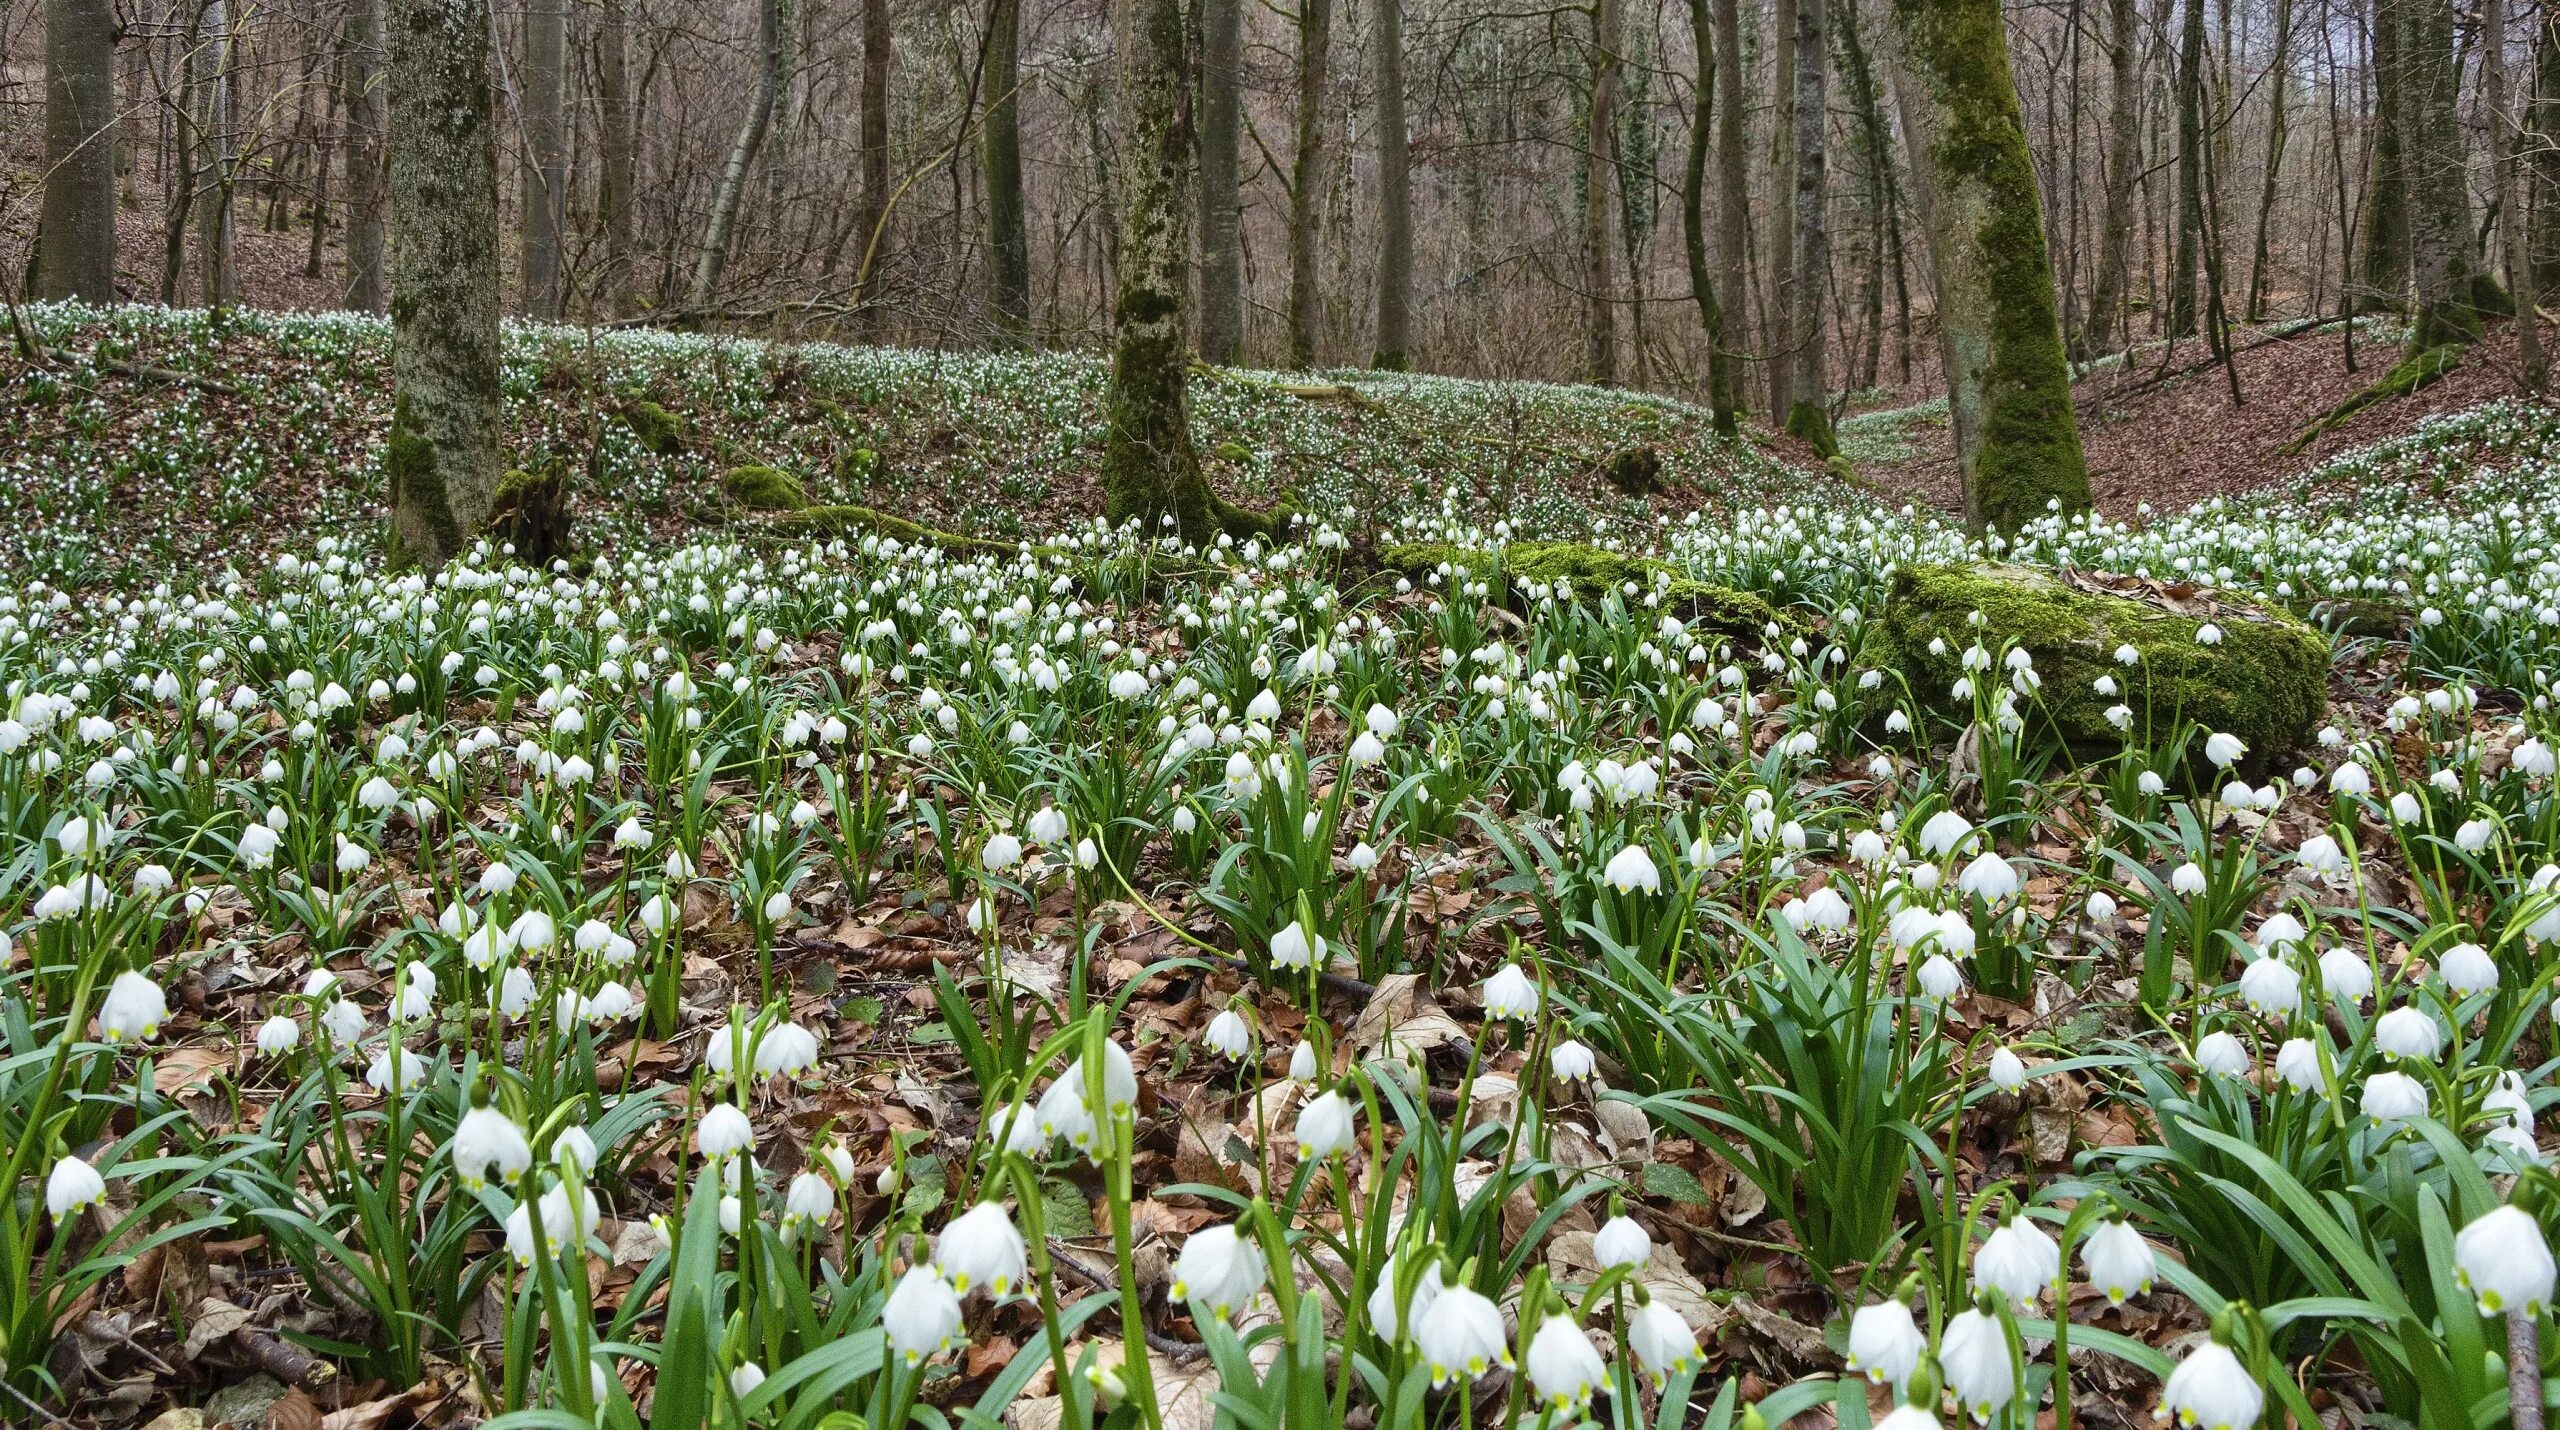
[1104,0,1214,539]
[1372,0,1414,370]
[985,0,1032,344]
[1196,0,1244,362]
[2394,0,2498,349]
[2359,0,2409,313]
[1784,0,1834,451]
[37,0,119,303]
[1886,0,2092,532]
[386,0,503,568]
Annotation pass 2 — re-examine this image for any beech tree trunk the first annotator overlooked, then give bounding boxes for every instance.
[1103,0,1214,537]
[386,0,503,568]
[192,0,237,308]
[2484,0,2544,385]
[1197,0,1245,362]
[1373,0,1414,370]
[1583,0,1622,384]
[2395,0,2496,348]
[37,0,120,302]
[1713,0,1751,417]
[343,0,387,311]
[520,0,567,318]
[2243,0,2291,319]
[1287,0,1335,368]
[1684,0,1740,431]
[1768,0,1798,416]
[2360,0,2410,312]
[597,0,634,315]
[2170,0,2203,336]
[689,0,784,308]
[986,0,1032,343]
[856,0,891,328]
[1887,0,2092,530]
[1785,0,1833,450]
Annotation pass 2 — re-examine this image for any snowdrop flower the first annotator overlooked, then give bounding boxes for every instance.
[2361,1071,2429,1122]
[2330,762,2371,796]
[883,1266,965,1364]
[981,833,1023,871]
[1525,1315,1607,1412]
[2194,623,2224,646]
[1289,1039,1320,1083]
[1627,1297,1701,1386]
[2086,889,2119,922]
[1918,810,1974,858]
[697,1103,755,1160]
[2159,1341,2263,1430]
[1549,1038,1597,1081]
[2274,1038,2325,1093]
[2238,956,2301,1016]
[1171,1224,1266,1320]
[1846,1298,1926,1391]
[2374,1004,2444,1060]
[452,1106,533,1189]
[2437,941,2498,995]
[255,1013,301,1055]
[1974,1213,2061,1309]
[2317,946,2373,1002]
[1603,844,1662,894]
[1987,1047,2027,1092]
[2203,731,2247,767]
[2080,1219,2156,1304]
[1940,1308,2018,1422]
[366,1043,431,1095]
[730,1362,766,1398]
[2391,790,2424,823]
[96,970,168,1043]
[1483,963,1539,1019]
[2296,834,2348,876]
[935,1201,1029,1296]
[2170,862,2208,896]
[1204,1008,1252,1060]
[2454,1205,2557,1315]
[47,1155,106,1220]
[1026,806,1069,844]
[1035,1073,1095,1151]
[2194,1032,2250,1078]
[1956,852,2020,902]
[1295,1090,1356,1160]
[1271,921,1322,970]
[1415,1282,1512,1386]
[1916,954,1964,1001]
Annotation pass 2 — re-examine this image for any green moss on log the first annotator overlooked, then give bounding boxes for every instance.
[1871,562,2329,757]
[2284,344,2463,455]
[622,400,684,455]
[766,504,1008,554]
[722,465,809,511]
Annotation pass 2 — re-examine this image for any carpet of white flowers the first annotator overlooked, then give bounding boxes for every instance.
[11,329,2560,1430]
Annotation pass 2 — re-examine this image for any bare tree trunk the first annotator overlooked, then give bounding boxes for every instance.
[2532,12,2560,292]
[1785,0,1833,449]
[2080,0,2136,352]
[521,0,567,317]
[1103,0,1215,537]
[2243,0,2291,319]
[1886,0,2091,529]
[856,0,890,330]
[689,0,784,308]
[1196,0,1244,361]
[1685,0,1740,430]
[1714,0,1752,413]
[2395,0,2493,348]
[192,0,236,308]
[2361,0,2409,312]
[986,0,1032,343]
[2170,0,2202,336]
[37,0,120,302]
[596,0,634,315]
[343,0,387,311]
[2484,0,2545,386]
[1287,0,1334,367]
[386,0,503,567]
[1372,0,1414,369]
[1583,0,1622,383]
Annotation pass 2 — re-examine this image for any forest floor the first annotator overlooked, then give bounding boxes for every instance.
[1831,316,2555,513]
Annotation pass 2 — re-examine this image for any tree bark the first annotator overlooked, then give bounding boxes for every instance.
[1372,0,1414,369]
[2394,0,2495,348]
[1886,0,2092,530]
[2360,0,2409,312]
[1768,0,1799,416]
[596,0,635,315]
[343,0,388,311]
[1103,0,1215,537]
[386,0,504,567]
[1583,0,1622,383]
[191,0,236,308]
[1684,0,1740,431]
[2243,0,2291,319]
[37,0,120,302]
[985,0,1032,343]
[856,0,891,329]
[2170,0,2203,336]
[688,0,784,307]
[1785,0,1833,450]
[1713,0,1751,410]
[1196,0,1244,362]
[520,0,567,318]
[1287,0,1335,368]
[2532,12,2560,293]
[2484,0,2544,386]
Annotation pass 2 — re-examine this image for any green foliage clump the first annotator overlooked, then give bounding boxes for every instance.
[622,400,685,455]
[722,465,809,512]
[1872,562,2330,756]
